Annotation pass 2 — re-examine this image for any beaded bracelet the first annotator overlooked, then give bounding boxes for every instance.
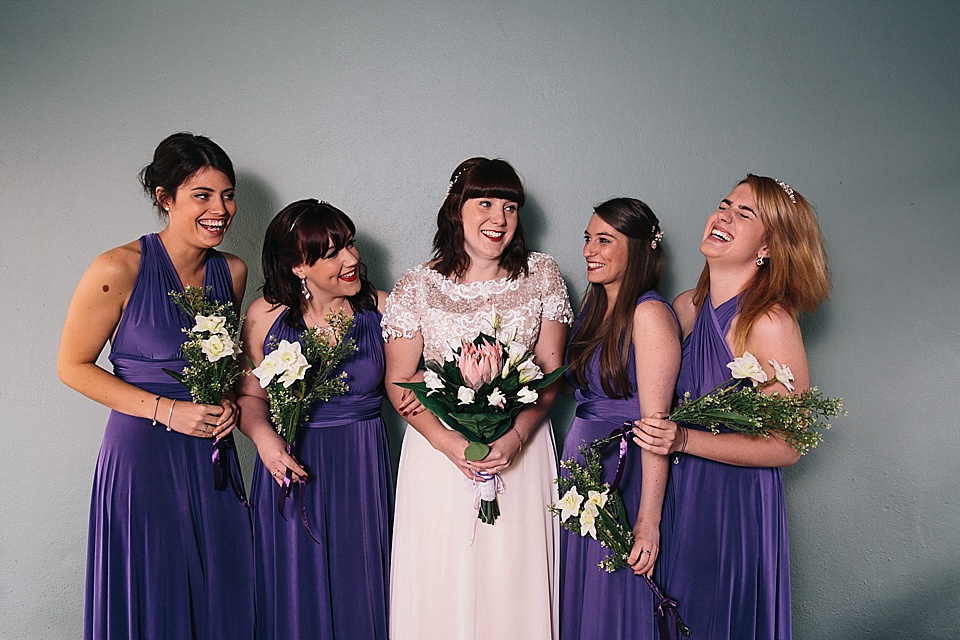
[511,426,523,454]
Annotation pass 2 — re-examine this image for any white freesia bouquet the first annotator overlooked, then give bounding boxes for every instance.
[396,312,566,525]
[164,285,242,405]
[251,311,356,447]
[668,351,845,454]
[551,438,691,637]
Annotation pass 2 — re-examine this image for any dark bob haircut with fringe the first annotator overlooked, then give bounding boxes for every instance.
[432,157,529,280]
[262,199,377,328]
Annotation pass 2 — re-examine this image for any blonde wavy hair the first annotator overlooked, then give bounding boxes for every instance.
[693,174,830,352]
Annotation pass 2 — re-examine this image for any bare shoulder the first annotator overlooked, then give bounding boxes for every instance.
[376,289,389,313]
[748,305,802,345]
[83,241,141,291]
[221,252,248,279]
[245,296,283,323]
[634,296,678,328]
[672,289,697,335]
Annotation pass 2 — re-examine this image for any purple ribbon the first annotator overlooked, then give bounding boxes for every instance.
[276,444,323,545]
[643,575,691,638]
[589,423,633,492]
[212,436,250,508]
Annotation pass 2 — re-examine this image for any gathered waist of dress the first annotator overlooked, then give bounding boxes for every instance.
[110,355,196,400]
[302,395,382,428]
[575,399,637,426]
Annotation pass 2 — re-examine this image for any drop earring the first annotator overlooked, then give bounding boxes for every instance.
[301,278,311,300]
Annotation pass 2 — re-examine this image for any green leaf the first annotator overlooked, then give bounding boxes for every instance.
[464,441,490,461]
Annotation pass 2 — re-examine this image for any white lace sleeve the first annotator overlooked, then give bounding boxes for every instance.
[381,265,426,341]
[535,253,574,325]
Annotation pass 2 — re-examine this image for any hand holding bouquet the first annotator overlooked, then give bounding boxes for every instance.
[396,315,566,525]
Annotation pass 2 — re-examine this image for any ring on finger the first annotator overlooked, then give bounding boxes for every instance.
[642,549,652,554]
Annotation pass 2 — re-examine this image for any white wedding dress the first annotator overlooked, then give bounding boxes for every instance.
[382,252,572,640]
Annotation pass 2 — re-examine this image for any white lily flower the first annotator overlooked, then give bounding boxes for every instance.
[517,358,543,384]
[457,386,475,405]
[252,355,279,388]
[192,314,228,335]
[769,359,796,392]
[278,361,310,388]
[517,386,538,404]
[423,370,445,395]
[727,351,768,386]
[557,486,584,521]
[587,489,609,510]
[579,508,598,539]
[487,387,506,409]
[506,340,527,368]
[200,333,235,362]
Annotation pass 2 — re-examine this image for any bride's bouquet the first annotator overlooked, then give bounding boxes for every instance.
[396,313,566,525]
[667,351,845,455]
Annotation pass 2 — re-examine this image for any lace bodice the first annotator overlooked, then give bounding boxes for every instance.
[382,252,573,362]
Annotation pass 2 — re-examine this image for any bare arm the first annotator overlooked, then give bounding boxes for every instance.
[236,298,308,484]
[625,300,681,576]
[634,306,805,468]
[472,318,568,474]
[384,332,474,478]
[56,244,234,437]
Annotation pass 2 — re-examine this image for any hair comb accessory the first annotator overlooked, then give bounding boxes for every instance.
[446,169,465,197]
[775,179,796,203]
[651,226,664,249]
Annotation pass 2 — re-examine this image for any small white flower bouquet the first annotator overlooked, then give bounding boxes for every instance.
[164,285,243,406]
[251,311,356,447]
[396,314,566,525]
[669,351,845,455]
[551,439,691,637]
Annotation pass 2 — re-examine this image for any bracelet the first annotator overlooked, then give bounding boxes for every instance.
[151,395,161,426]
[678,426,688,454]
[511,426,523,454]
[166,399,176,432]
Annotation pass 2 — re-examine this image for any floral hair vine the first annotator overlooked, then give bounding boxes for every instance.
[775,179,796,204]
[651,226,664,250]
[446,169,465,197]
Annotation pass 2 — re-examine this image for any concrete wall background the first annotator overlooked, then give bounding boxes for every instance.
[1,1,957,637]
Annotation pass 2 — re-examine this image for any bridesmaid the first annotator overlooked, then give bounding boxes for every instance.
[237,199,393,640]
[560,198,681,640]
[633,174,829,639]
[57,132,254,640]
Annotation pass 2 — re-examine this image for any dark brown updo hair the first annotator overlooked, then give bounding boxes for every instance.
[262,199,377,328]
[139,132,235,217]
[568,197,665,398]
[432,157,529,280]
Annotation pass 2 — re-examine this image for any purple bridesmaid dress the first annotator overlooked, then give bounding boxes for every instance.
[84,234,254,640]
[657,294,791,639]
[560,290,676,640]
[249,307,392,640]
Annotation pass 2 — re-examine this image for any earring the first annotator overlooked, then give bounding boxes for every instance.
[300,277,311,300]
[756,256,765,267]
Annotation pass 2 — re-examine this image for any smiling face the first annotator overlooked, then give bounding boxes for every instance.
[293,237,362,302]
[583,213,629,298]
[460,197,519,265]
[159,167,236,248]
[701,182,769,267]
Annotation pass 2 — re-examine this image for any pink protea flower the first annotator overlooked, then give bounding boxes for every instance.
[458,338,503,390]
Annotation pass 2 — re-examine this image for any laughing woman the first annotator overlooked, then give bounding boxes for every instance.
[383,158,572,640]
[633,175,829,639]
[237,200,392,640]
[559,198,681,640]
[57,133,254,640]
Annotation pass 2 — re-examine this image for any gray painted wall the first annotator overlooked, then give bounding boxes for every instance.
[2,0,957,637]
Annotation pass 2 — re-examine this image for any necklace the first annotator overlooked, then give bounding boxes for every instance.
[303,300,348,329]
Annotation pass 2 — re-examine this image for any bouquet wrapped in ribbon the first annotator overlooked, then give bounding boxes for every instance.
[551,434,691,638]
[250,310,356,542]
[396,317,566,525]
[164,285,245,498]
[669,351,845,455]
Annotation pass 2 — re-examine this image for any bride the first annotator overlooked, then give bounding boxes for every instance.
[382,157,571,640]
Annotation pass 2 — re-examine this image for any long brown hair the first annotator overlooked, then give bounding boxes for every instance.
[568,198,664,398]
[432,157,529,280]
[693,174,830,352]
